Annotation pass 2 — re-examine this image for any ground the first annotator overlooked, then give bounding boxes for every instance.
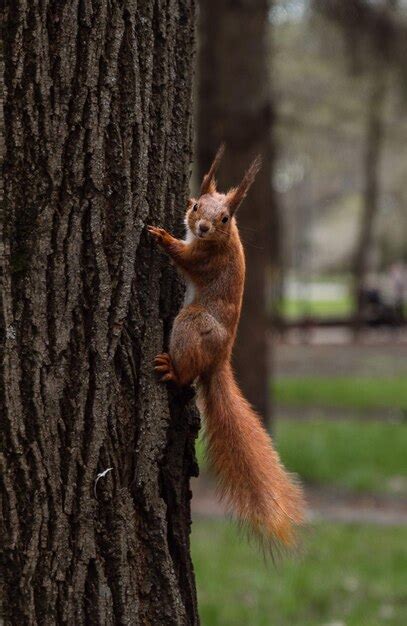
[192,331,407,625]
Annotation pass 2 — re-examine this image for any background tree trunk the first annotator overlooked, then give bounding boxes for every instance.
[354,70,386,318]
[0,2,200,624]
[197,0,279,423]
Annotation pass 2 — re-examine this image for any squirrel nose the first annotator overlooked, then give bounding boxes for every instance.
[198,221,210,234]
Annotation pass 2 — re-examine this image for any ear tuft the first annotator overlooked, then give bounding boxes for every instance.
[226,155,262,214]
[200,143,226,195]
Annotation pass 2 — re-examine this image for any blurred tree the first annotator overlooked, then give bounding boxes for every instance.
[313,0,407,314]
[1,1,200,623]
[355,68,387,318]
[313,0,407,78]
[197,0,279,423]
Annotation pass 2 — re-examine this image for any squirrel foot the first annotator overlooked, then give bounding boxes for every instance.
[154,353,178,383]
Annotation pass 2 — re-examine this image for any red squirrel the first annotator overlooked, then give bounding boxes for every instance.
[148,145,304,549]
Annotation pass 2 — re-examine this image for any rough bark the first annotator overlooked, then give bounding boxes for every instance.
[0,2,200,624]
[197,0,278,423]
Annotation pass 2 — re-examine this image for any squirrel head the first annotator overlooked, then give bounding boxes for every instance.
[185,144,262,242]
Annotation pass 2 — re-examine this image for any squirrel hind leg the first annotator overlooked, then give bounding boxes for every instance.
[156,308,228,388]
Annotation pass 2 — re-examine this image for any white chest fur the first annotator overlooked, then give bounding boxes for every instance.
[183,224,196,305]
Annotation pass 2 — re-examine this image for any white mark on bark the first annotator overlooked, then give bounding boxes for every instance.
[94,467,113,499]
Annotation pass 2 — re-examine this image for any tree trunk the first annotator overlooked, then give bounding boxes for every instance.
[1,2,200,624]
[197,0,278,424]
[354,70,386,318]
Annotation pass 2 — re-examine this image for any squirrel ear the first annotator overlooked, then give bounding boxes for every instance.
[200,143,225,195]
[226,155,262,215]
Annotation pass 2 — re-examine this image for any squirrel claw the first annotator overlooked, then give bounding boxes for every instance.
[161,373,175,382]
[147,225,168,245]
[154,353,169,364]
[154,353,177,383]
[154,364,169,373]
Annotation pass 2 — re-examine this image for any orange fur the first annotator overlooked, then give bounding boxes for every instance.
[200,143,225,195]
[148,147,305,551]
[226,154,262,215]
[200,362,304,548]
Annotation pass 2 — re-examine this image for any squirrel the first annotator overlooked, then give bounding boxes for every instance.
[148,145,304,550]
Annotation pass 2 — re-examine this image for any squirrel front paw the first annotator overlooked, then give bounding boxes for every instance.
[147,225,171,247]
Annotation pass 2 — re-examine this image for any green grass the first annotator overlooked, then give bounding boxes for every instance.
[192,520,407,626]
[281,297,352,319]
[274,377,407,411]
[276,419,407,494]
[196,418,407,495]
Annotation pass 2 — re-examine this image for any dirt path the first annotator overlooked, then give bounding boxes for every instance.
[192,476,407,526]
[276,405,405,421]
[274,339,407,379]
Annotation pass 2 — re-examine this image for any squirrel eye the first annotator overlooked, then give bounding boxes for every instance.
[222,215,229,223]
[193,203,198,212]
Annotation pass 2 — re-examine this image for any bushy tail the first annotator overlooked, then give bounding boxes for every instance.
[199,362,305,549]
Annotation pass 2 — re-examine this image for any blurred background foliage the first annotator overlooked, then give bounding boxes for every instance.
[192,1,407,624]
